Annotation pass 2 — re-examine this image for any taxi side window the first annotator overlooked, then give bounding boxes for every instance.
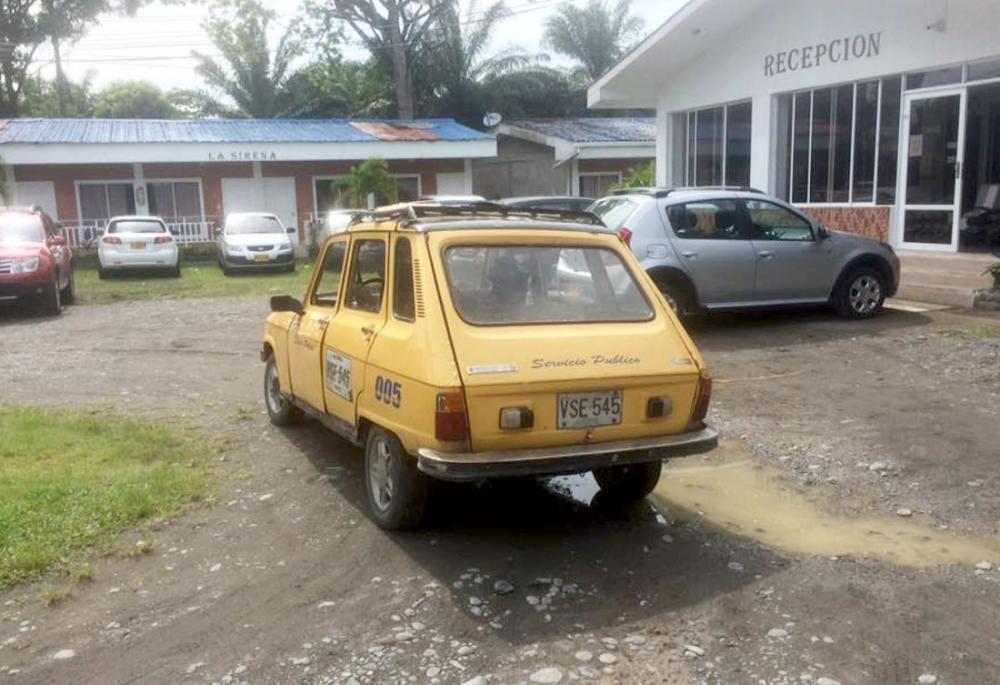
[393,237,415,322]
[312,241,347,307]
[345,239,386,313]
[666,200,743,240]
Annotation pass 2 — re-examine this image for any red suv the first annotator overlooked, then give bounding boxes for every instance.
[0,207,74,315]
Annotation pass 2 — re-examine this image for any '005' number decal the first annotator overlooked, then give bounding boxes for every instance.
[374,376,402,408]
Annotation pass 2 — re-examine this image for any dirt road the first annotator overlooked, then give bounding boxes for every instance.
[1,299,999,685]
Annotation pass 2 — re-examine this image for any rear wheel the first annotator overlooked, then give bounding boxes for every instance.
[834,267,886,318]
[263,355,301,426]
[365,426,428,530]
[593,460,662,502]
[654,275,692,317]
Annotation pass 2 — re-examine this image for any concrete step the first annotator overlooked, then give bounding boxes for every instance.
[895,282,976,308]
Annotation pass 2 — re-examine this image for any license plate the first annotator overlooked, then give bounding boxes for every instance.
[131,242,145,250]
[557,390,623,429]
[254,254,270,262]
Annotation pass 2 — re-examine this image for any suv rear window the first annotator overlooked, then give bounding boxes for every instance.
[443,245,653,325]
[108,220,167,234]
[589,198,638,230]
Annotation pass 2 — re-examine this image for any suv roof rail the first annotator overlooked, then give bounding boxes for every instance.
[362,201,604,228]
[609,186,766,198]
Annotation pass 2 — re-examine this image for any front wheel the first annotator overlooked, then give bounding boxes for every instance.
[60,268,75,304]
[263,355,301,426]
[365,427,428,530]
[593,460,662,502]
[833,267,886,319]
[39,277,62,316]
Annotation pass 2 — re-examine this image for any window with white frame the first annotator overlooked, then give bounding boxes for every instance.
[77,182,136,223]
[146,180,202,220]
[681,101,752,187]
[778,75,902,205]
[579,172,622,198]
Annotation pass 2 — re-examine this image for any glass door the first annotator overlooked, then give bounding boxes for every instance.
[898,88,966,251]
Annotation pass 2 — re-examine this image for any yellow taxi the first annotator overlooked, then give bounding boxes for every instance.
[261,202,718,528]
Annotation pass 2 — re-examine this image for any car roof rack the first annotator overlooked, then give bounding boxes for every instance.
[609,186,765,198]
[361,201,605,228]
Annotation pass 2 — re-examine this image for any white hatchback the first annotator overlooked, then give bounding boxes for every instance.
[217,213,296,275]
[98,216,180,279]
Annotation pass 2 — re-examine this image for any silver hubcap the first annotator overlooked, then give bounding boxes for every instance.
[265,362,284,414]
[849,275,881,315]
[369,438,394,512]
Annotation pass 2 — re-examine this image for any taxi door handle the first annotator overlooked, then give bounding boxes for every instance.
[361,324,376,340]
[680,251,697,259]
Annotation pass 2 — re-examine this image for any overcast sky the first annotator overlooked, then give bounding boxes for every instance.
[34,0,685,93]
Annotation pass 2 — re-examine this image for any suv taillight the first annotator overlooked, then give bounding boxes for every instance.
[617,227,633,247]
[154,235,173,244]
[102,236,121,244]
[689,374,713,427]
[435,391,469,442]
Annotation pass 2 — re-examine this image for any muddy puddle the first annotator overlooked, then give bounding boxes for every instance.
[551,441,1000,568]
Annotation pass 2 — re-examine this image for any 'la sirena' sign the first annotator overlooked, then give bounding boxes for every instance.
[764,31,882,77]
[208,150,279,161]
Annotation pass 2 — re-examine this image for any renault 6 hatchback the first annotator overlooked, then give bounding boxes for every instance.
[261,202,718,529]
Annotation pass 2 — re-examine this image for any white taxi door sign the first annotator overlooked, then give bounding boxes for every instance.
[325,349,352,401]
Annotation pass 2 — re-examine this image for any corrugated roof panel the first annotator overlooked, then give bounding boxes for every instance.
[506,117,656,143]
[0,118,491,145]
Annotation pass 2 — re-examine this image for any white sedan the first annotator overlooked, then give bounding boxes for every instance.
[98,216,180,279]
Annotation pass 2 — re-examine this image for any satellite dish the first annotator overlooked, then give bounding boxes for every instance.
[482,112,503,128]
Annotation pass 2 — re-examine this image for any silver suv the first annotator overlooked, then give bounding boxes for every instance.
[590,187,900,318]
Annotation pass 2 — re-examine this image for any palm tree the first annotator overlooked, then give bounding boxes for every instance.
[192,0,306,118]
[542,0,644,82]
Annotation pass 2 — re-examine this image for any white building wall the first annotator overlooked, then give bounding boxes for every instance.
[653,0,1000,193]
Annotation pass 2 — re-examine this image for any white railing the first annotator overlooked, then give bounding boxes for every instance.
[60,216,219,248]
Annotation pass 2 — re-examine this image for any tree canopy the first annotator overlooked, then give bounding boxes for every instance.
[91,81,177,118]
[543,0,643,82]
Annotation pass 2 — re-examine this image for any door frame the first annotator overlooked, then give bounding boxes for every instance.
[894,86,967,252]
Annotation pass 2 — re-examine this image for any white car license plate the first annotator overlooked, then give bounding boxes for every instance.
[557,390,623,429]
[254,254,270,262]
[131,242,145,250]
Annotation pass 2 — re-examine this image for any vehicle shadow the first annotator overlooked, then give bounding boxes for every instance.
[284,421,782,645]
[684,305,933,352]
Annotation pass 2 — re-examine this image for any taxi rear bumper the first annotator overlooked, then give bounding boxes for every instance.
[416,424,719,481]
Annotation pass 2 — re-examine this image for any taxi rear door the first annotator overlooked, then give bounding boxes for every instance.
[321,233,389,427]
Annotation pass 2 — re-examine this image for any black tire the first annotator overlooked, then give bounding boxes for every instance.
[263,355,302,426]
[654,275,692,317]
[60,267,75,304]
[592,460,662,502]
[39,277,62,316]
[98,266,109,280]
[833,266,886,319]
[364,426,428,530]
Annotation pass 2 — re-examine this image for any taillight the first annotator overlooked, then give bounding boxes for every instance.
[102,236,122,244]
[689,374,713,426]
[154,235,173,244]
[435,391,468,442]
[617,227,633,247]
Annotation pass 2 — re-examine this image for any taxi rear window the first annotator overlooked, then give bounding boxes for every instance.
[443,245,654,325]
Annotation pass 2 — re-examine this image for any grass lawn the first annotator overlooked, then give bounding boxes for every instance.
[74,260,315,305]
[0,406,214,592]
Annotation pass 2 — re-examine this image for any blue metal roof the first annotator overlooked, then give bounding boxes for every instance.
[0,118,492,145]
[506,117,655,143]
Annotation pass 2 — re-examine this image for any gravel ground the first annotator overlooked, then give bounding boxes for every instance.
[1,298,999,685]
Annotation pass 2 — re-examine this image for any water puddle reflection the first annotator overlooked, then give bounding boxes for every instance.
[551,441,1000,568]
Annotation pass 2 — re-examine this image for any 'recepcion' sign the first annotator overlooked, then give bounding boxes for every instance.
[764,31,882,77]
